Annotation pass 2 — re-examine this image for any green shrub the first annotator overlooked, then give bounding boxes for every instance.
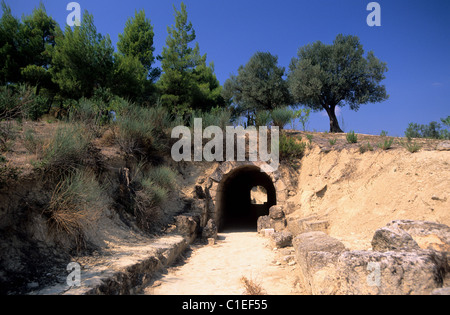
[140,179,169,206]
[292,108,311,131]
[0,85,48,120]
[116,104,158,158]
[255,110,272,127]
[149,103,176,131]
[0,120,17,152]
[147,166,177,190]
[271,107,294,130]
[92,86,115,105]
[26,95,50,121]
[0,85,25,119]
[45,170,107,249]
[23,128,43,155]
[212,107,232,130]
[346,131,358,143]
[68,98,104,136]
[147,104,178,152]
[116,102,178,160]
[359,145,366,154]
[40,124,91,175]
[439,129,450,140]
[400,139,422,153]
[109,96,130,114]
[405,121,450,140]
[359,142,374,154]
[377,137,394,150]
[131,165,177,231]
[190,107,232,131]
[329,138,337,146]
[279,133,306,160]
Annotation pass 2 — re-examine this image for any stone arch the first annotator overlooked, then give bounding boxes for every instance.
[204,161,287,231]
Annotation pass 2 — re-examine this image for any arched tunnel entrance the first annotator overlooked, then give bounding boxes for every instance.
[216,165,277,232]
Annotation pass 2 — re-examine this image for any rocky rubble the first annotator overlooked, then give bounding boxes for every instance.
[259,206,450,295]
[270,231,293,249]
[375,220,450,252]
[292,220,450,295]
[202,219,218,242]
[175,214,200,244]
[257,206,287,235]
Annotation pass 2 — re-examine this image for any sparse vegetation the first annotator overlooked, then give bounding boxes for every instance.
[147,166,177,190]
[377,137,394,150]
[400,138,422,153]
[359,142,374,154]
[346,131,358,144]
[190,106,232,130]
[405,120,450,140]
[306,134,314,148]
[39,124,92,176]
[240,276,266,295]
[115,103,162,160]
[131,165,177,232]
[0,120,16,152]
[329,138,337,146]
[359,145,366,154]
[68,98,108,137]
[279,133,306,161]
[0,85,48,121]
[23,128,42,155]
[45,169,108,249]
[292,108,311,131]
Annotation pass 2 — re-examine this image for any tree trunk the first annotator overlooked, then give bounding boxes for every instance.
[325,105,343,133]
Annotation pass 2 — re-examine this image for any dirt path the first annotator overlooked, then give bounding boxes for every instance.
[143,231,302,295]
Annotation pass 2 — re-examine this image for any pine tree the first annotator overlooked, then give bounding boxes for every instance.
[0,1,22,84]
[117,9,159,81]
[158,2,223,117]
[20,3,60,94]
[50,11,114,99]
[115,9,158,101]
[222,51,291,120]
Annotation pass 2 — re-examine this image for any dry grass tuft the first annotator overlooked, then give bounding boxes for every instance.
[129,164,177,232]
[240,276,266,295]
[45,169,107,250]
[38,123,92,177]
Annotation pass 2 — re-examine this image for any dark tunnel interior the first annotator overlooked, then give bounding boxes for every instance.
[218,166,276,232]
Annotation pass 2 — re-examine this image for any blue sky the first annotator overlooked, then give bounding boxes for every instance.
[4,0,450,136]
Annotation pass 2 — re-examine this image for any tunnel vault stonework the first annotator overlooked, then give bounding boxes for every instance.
[201,161,288,230]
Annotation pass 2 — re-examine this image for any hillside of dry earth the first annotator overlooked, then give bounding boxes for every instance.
[285,134,450,250]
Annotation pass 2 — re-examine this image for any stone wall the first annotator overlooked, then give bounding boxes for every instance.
[293,220,450,295]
